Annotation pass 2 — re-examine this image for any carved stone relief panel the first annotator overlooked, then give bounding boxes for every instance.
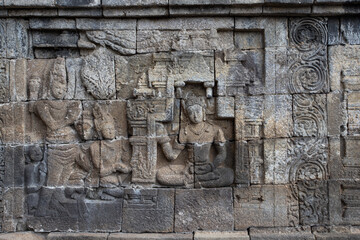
[0,13,355,235]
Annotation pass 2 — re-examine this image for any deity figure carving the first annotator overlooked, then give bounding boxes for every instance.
[32,70,82,185]
[32,64,83,216]
[33,60,81,144]
[157,95,234,188]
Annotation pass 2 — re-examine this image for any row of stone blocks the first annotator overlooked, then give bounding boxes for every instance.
[2,184,359,234]
[1,227,360,240]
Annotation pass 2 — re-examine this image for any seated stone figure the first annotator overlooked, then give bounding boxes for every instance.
[180,96,234,188]
[157,95,234,188]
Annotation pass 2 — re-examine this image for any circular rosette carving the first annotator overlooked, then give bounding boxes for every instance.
[295,162,325,189]
[290,18,327,52]
[289,62,326,93]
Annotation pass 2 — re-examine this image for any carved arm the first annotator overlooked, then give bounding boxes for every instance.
[213,142,226,168]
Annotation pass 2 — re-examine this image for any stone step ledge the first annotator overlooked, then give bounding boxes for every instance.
[2,229,360,240]
[1,2,360,17]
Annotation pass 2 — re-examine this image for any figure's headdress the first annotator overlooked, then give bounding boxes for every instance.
[182,92,206,109]
[181,91,207,122]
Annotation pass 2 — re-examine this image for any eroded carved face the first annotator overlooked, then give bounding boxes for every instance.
[29,146,43,162]
[51,79,67,99]
[101,123,116,140]
[187,104,204,124]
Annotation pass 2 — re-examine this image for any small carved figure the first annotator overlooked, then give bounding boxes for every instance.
[25,146,46,215]
[28,77,41,101]
[179,96,234,188]
[94,104,131,188]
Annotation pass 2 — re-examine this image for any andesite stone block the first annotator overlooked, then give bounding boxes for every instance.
[175,188,234,232]
[122,188,175,233]
[108,233,193,240]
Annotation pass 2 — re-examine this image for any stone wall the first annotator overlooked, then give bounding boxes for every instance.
[0,1,360,239]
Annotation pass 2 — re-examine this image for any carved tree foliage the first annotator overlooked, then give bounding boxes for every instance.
[81,48,116,100]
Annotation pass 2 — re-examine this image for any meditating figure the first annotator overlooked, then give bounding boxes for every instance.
[179,96,234,188]
[157,95,234,188]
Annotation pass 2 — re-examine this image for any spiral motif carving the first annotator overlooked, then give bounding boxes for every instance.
[289,62,326,93]
[290,18,327,52]
[288,18,328,94]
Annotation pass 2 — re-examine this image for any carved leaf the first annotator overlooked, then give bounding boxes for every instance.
[81,48,116,100]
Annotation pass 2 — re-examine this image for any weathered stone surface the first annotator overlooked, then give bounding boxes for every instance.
[30,18,76,30]
[58,8,102,17]
[328,45,360,91]
[8,9,58,17]
[81,47,116,100]
[0,232,45,240]
[103,0,168,6]
[194,231,249,240]
[47,232,107,240]
[0,103,25,144]
[3,0,55,7]
[27,187,123,232]
[263,6,311,14]
[137,29,233,53]
[293,94,327,137]
[103,7,168,17]
[341,17,360,45]
[235,18,288,47]
[34,48,80,58]
[0,10,356,238]
[347,92,360,135]
[327,92,346,136]
[169,6,231,16]
[234,185,298,230]
[264,138,328,185]
[66,58,93,100]
[175,188,233,232]
[263,95,292,138]
[32,31,79,48]
[313,226,360,240]
[79,30,136,55]
[2,187,26,232]
[1,19,32,58]
[328,18,341,45]
[56,0,100,7]
[249,227,315,240]
[115,54,154,99]
[138,17,234,30]
[122,189,174,233]
[170,0,231,5]
[108,233,193,240]
[76,19,136,30]
[329,180,360,225]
